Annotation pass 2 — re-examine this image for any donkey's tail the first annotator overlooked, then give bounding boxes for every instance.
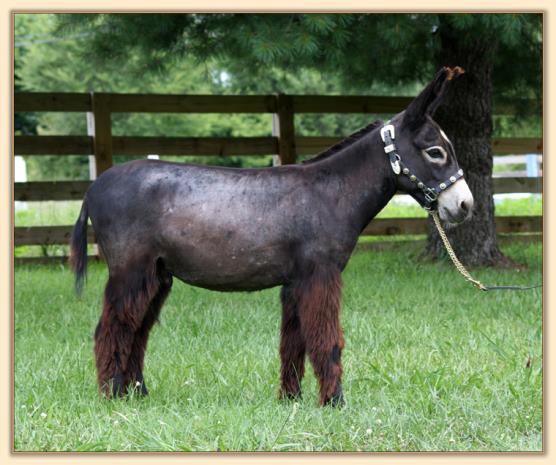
[69,197,89,295]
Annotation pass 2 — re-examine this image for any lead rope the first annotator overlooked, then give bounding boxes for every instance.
[431,211,542,292]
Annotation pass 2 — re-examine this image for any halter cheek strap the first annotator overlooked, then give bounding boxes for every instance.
[380,124,464,211]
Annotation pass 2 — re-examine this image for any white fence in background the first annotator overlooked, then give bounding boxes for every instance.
[493,154,542,178]
[15,156,28,211]
[493,153,542,202]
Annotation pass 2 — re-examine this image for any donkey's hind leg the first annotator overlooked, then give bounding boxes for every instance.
[297,266,345,406]
[94,259,161,397]
[126,261,173,396]
[279,285,306,400]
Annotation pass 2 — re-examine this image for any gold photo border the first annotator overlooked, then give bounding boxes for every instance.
[1,2,550,464]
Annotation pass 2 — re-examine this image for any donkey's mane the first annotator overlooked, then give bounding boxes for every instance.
[302,120,382,165]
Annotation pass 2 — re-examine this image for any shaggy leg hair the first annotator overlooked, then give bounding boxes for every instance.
[295,266,345,406]
[125,267,173,395]
[93,257,166,397]
[279,285,306,400]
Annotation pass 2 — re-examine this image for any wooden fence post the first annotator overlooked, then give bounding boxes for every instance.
[87,92,113,176]
[272,93,297,165]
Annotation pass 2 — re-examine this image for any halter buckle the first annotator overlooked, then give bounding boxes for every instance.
[380,124,395,142]
[424,189,438,204]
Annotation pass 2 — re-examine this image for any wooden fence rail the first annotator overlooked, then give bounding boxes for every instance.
[14,177,542,203]
[14,216,542,247]
[15,92,540,114]
[14,135,543,157]
[14,91,542,260]
[15,91,543,172]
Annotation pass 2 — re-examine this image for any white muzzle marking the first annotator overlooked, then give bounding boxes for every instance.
[437,178,474,224]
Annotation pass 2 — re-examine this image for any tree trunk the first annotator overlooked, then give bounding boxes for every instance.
[426,25,511,267]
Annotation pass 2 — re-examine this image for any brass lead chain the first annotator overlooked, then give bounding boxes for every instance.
[431,211,488,291]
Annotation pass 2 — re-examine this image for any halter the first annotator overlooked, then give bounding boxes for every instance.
[380,123,541,293]
[380,124,464,211]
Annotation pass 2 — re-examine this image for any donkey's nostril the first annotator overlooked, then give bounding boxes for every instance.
[460,200,470,213]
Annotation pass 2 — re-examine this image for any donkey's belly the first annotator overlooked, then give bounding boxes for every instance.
[162,239,291,292]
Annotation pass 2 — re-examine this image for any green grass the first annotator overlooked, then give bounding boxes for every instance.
[15,200,83,226]
[14,241,542,452]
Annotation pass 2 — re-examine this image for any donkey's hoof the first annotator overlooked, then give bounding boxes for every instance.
[133,380,149,397]
[278,388,302,402]
[324,393,345,408]
[99,375,125,398]
[132,372,149,396]
[111,374,126,398]
[324,383,345,408]
[140,382,149,396]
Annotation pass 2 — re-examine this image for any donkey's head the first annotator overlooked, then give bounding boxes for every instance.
[386,67,473,224]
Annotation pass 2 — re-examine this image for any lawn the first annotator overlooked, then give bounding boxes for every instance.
[13,240,542,452]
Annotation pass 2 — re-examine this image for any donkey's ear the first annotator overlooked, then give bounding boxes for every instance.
[404,66,465,129]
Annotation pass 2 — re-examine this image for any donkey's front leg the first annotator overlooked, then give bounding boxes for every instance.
[279,285,306,400]
[297,266,345,406]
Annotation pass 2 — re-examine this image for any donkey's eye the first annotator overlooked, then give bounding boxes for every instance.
[426,148,444,159]
[423,146,447,162]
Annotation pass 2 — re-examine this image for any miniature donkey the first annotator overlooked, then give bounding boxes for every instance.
[71,67,472,406]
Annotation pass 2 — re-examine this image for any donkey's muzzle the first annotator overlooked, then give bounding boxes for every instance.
[437,179,474,225]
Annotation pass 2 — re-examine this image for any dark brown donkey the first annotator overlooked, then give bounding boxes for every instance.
[70,67,473,406]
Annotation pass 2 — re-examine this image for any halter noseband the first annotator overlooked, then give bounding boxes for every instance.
[380,124,464,211]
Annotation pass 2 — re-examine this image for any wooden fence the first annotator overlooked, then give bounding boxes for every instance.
[14,92,542,262]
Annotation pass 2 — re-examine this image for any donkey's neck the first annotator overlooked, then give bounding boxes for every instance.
[308,128,398,234]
